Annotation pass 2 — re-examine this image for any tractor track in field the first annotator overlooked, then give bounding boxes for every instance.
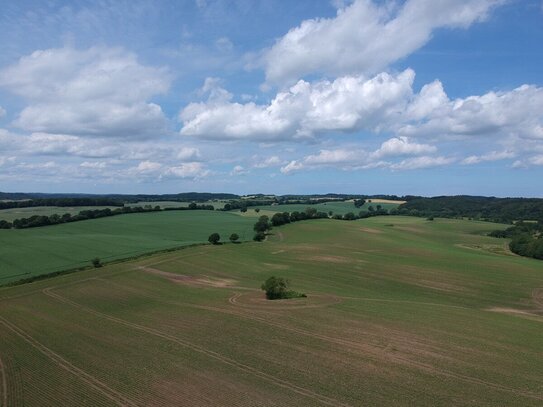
[0,316,137,407]
[78,278,543,402]
[42,287,354,407]
[0,356,7,407]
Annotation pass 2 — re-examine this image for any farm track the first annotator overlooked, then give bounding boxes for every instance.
[0,316,137,407]
[0,356,6,407]
[79,277,543,402]
[42,287,354,407]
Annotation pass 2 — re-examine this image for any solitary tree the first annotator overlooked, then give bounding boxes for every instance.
[91,257,102,268]
[255,208,260,213]
[208,233,221,244]
[261,276,289,299]
[229,233,240,243]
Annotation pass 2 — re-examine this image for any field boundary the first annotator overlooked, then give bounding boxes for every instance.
[42,287,354,407]
[0,316,137,407]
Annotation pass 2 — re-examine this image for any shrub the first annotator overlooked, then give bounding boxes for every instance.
[91,257,102,268]
[208,233,221,244]
[260,276,306,300]
[229,233,240,243]
[253,231,266,242]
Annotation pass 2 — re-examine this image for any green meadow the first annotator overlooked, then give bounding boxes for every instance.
[1,216,542,405]
[0,210,254,284]
[243,200,400,217]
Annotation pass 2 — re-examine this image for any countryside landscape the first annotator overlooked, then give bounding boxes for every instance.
[1,0,543,406]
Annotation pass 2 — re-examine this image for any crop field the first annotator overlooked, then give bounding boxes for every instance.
[243,200,400,217]
[0,206,116,222]
[127,201,227,209]
[0,210,254,284]
[1,216,542,406]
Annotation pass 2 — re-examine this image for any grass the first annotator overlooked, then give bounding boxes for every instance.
[239,200,400,217]
[0,206,116,222]
[0,210,254,284]
[1,216,542,405]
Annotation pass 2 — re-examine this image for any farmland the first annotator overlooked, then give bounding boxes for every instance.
[0,210,254,284]
[1,216,542,405]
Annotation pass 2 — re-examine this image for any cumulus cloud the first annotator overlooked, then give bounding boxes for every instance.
[0,46,171,139]
[181,69,543,147]
[181,69,415,141]
[280,136,439,173]
[164,162,210,179]
[400,84,543,140]
[260,0,503,86]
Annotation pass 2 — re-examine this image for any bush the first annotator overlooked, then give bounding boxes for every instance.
[91,257,102,268]
[253,231,266,242]
[260,276,306,300]
[229,233,240,243]
[208,233,221,244]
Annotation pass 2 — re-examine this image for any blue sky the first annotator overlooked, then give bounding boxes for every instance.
[0,0,542,196]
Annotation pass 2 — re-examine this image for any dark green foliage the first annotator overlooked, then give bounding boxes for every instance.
[260,276,306,300]
[399,196,543,224]
[253,231,266,241]
[229,233,240,243]
[354,199,365,208]
[343,212,356,220]
[91,257,102,268]
[253,215,271,232]
[208,233,221,245]
[489,221,543,260]
[255,208,260,213]
[0,220,11,229]
[0,197,124,210]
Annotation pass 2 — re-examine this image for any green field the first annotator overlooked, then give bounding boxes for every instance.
[1,216,542,405]
[242,200,400,217]
[0,206,117,222]
[127,201,227,209]
[0,210,254,284]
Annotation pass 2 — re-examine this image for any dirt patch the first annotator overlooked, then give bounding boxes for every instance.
[304,255,352,264]
[271,249,286,255]
[532,288,543,309]
[359,227,383,234]
[138,266,237,288]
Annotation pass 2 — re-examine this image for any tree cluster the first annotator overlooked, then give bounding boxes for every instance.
[398,196,543,224]
[490,221,543,260]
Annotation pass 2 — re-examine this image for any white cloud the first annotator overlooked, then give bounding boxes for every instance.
[135,160,162,173]
[390,156,455,170]
[260,0,502,86]
[164,162,210,179]
[0,47,171,139]
[177,147,201,161]
[181,69,414,141]
[0,106,6,118]
[80,161,108,169]
[279,136,439,173]
[253,155,283,168]
[230,165,248,176]
[462,150,515,165]
[373,136,436,158]
[399,84,543,140]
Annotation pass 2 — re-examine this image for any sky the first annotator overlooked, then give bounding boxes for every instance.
[0,0,542,196]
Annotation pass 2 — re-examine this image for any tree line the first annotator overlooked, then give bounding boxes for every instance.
[0,197,124,210]
[397,196,543,224]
